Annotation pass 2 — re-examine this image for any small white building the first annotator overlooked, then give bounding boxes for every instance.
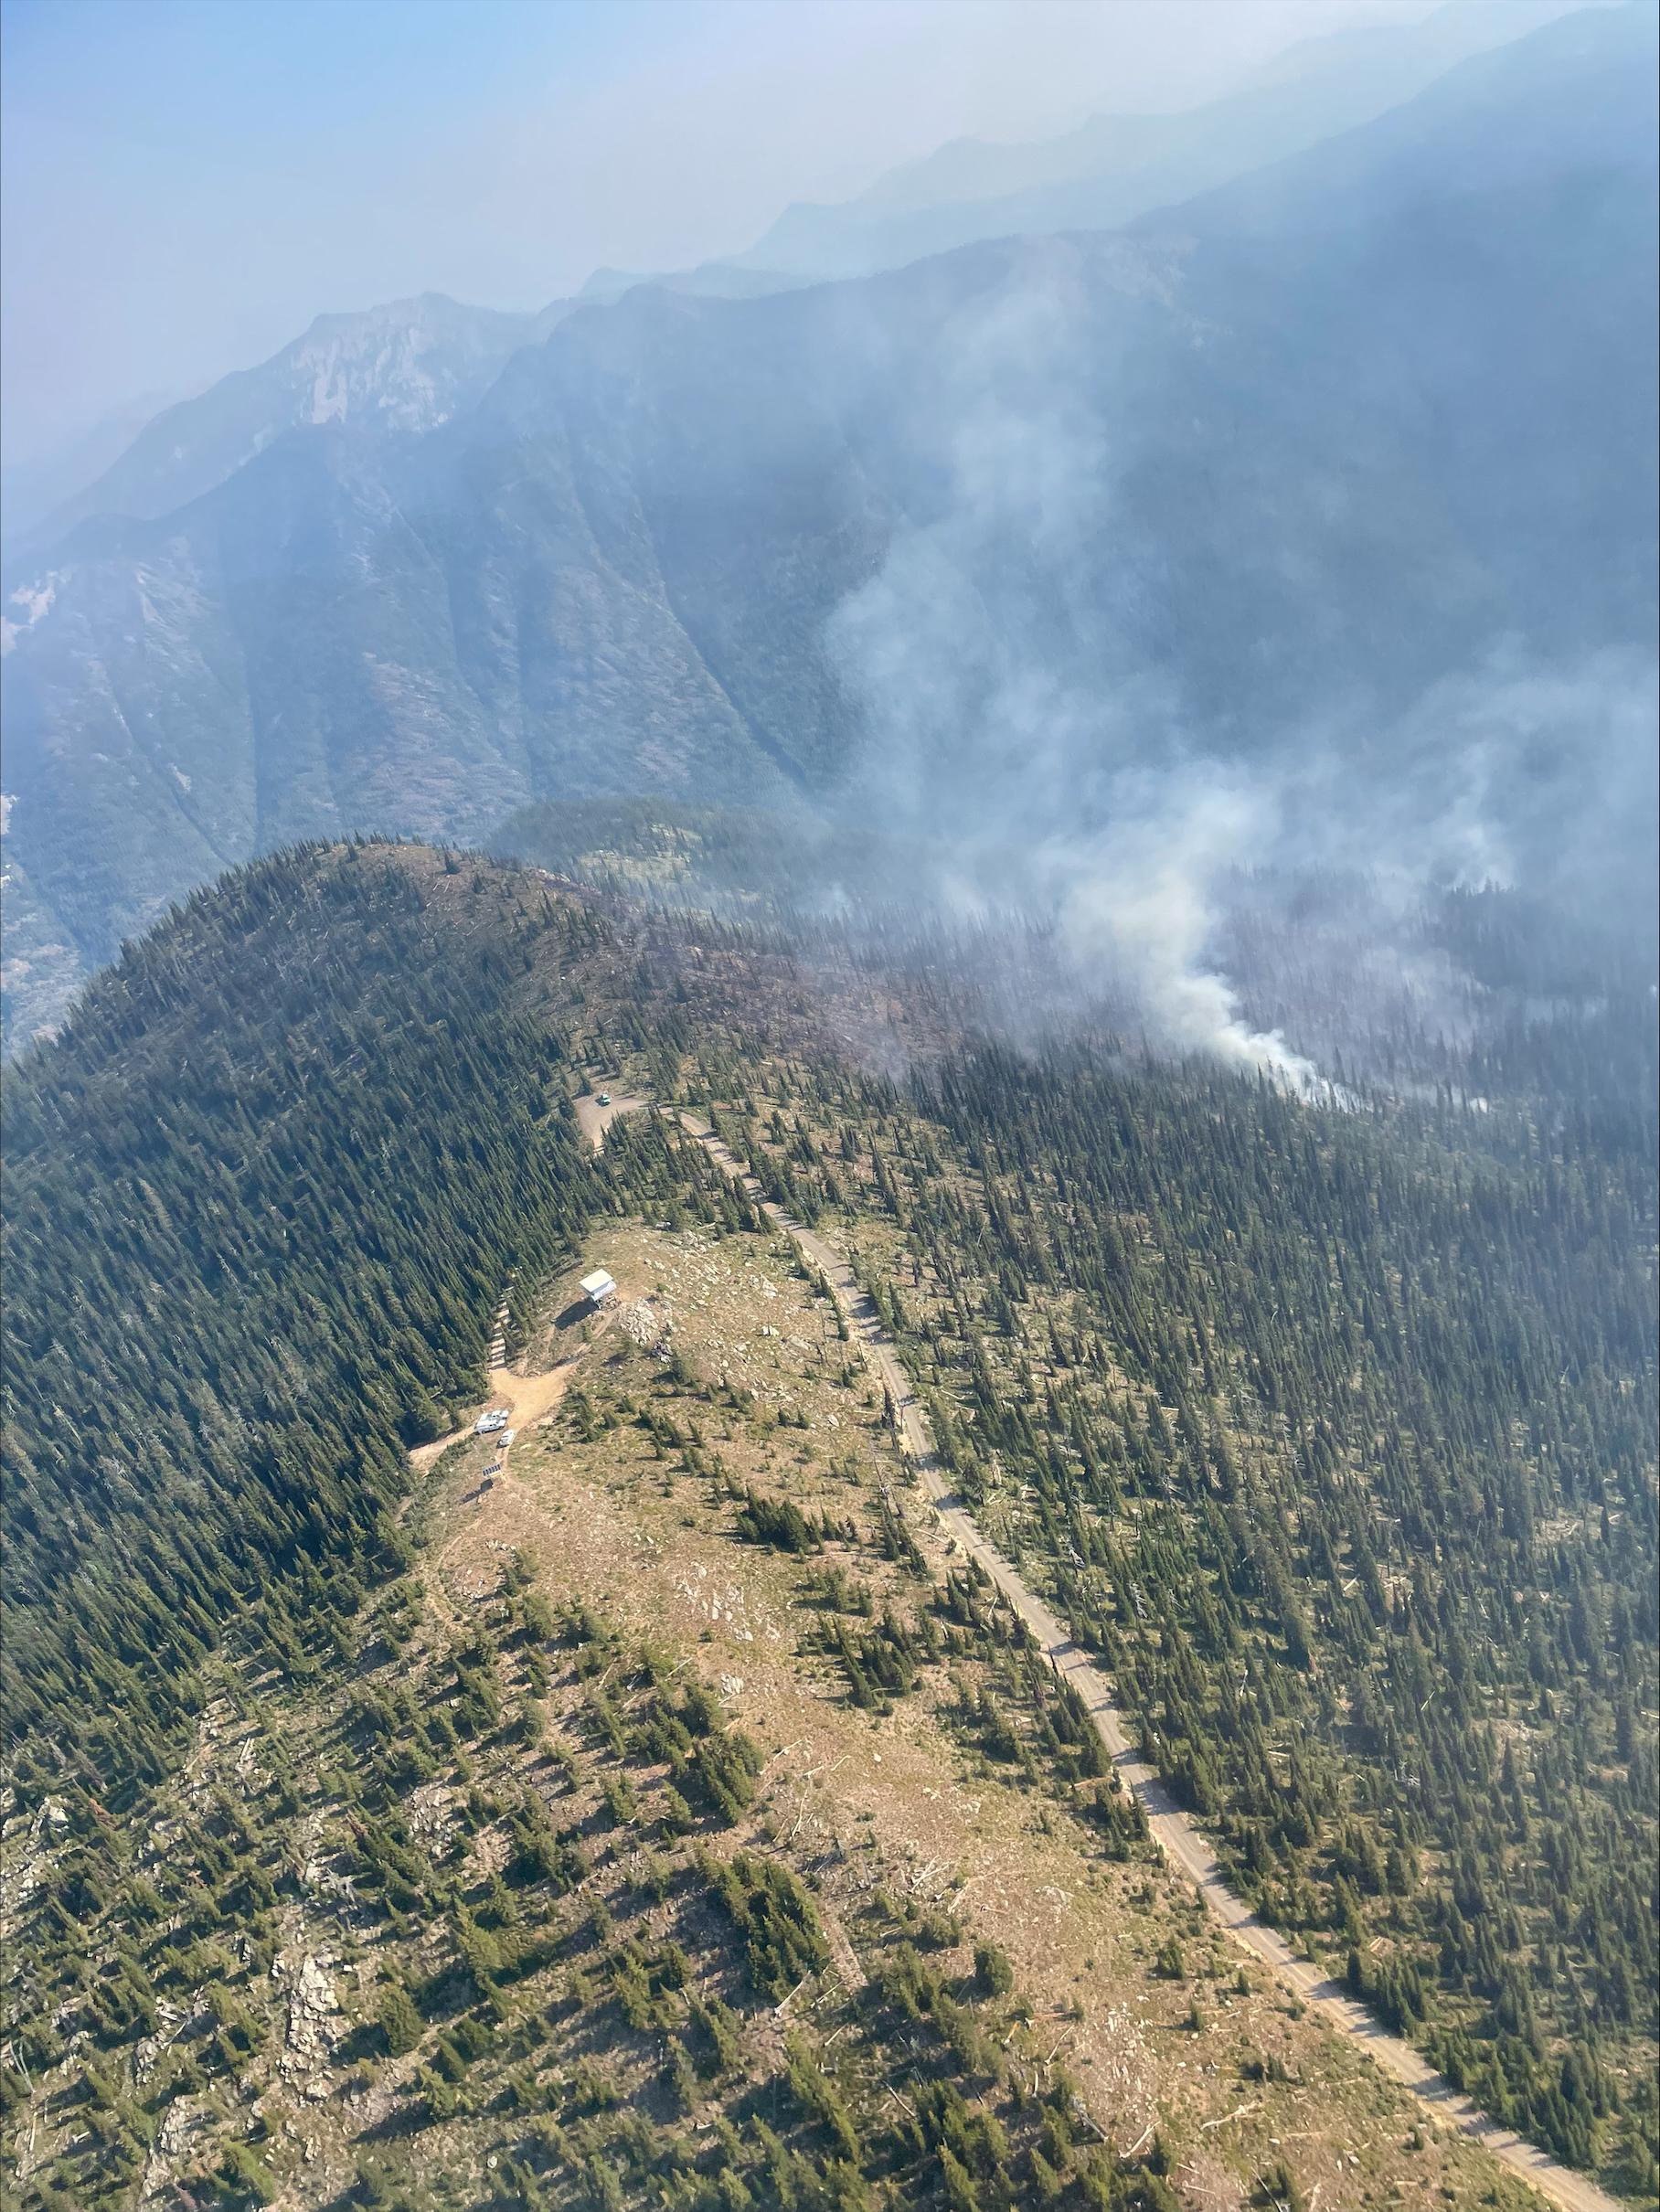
[580,1268,617,1307]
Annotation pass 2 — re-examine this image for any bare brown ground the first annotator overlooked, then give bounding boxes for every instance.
[410,1347,586,1477]
[671,1113,1621,2212]
[413,1221,1556,2212]
[573,1090,649,1152]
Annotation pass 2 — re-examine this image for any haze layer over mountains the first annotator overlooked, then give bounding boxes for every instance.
[1,0,1654,1049]
[4,16,1657,2201]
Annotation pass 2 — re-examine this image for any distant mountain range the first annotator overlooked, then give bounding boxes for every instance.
[0,392,179,545]
[1,0,1589,553]
[2,1,1654,1047]
[731,0,1582,278]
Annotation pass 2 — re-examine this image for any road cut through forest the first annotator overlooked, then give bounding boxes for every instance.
[668,1108,1623,2212]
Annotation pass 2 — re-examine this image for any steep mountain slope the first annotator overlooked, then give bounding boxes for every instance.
[20,294,550,547]
[13,270,812,561]
[3,1,1653,1048]
[733,0,1582,279]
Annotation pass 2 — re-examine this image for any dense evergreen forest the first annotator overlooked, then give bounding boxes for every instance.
[695,972,1658,2197]
[2,844,610,1802]
[2,839,1654,2207]
[0,853,1258,2210]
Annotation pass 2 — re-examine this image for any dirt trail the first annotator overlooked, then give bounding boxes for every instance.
[422,1355,588,1628]
[672,1111,1620,2212]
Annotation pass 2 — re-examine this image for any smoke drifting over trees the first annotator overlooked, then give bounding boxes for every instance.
[825,10,1657,1080]
[2,6,1652,1073]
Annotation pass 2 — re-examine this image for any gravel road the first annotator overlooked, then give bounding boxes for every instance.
[674,1110,1622,2212]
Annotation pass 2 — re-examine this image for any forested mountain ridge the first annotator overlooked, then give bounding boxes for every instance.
[4,0,1654,1048]
[4,0,1655,2199]
[4,840,1576,2212]
[2,842,606,1797]
[7,844,1653,2200]
[694,994,1657,2198]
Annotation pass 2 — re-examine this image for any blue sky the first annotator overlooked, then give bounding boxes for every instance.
[4,1,625,168]
[3,0,635,460]
[3,0,1457,470]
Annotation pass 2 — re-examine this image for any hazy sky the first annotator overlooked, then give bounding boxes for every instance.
[2,0,1491,469]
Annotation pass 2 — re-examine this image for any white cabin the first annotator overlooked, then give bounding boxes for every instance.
[580,1268,617,1306]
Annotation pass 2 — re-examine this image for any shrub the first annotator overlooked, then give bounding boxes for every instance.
[378,1983,422,2057]
[972,1942,1014,1999]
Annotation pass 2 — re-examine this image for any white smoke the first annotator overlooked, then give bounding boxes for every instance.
[825,244,1655,1090]
[1035,771,1325,1092]
[827,247,1338,1089]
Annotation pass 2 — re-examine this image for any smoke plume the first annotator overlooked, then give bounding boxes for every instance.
[825,245,1655,1089]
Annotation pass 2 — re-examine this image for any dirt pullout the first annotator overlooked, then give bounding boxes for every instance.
[574,1089,648,1152]
[410,1345,588,1479]
[489,1357,582,1428]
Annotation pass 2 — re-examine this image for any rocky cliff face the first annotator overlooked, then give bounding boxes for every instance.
[19,293,548,547]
